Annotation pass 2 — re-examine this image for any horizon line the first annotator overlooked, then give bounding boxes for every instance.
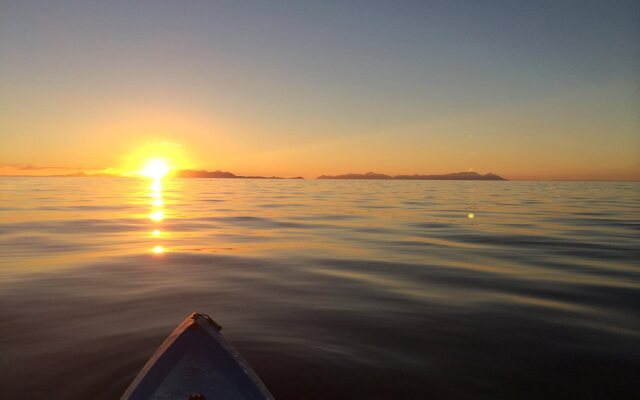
[0,172,638,182]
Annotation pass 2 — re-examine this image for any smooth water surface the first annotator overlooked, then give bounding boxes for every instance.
[0,177,638,399]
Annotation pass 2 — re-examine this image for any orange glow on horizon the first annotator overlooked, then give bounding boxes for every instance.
[118,141,191,177]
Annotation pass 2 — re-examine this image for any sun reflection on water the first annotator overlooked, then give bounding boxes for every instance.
[150,180,162,192]
[149,210,164,221]
[142,159,170,255]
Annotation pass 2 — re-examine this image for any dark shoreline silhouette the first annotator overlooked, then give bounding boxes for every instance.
[317,171,506,180]
[174,169,304,179]
[0,169,505,180]
[177,170,506,180]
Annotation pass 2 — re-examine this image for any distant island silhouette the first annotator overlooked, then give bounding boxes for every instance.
[1,169,504,180]
[176,170,505,180]
[174,169,304,179]
[317,171,506,180]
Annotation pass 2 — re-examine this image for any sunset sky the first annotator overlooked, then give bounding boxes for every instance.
[1,1,638,180]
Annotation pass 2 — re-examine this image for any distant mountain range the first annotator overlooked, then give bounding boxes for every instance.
[2,169,505,180]
[177,170,505,180]
[174,169,304,179]
[317,171,506,180]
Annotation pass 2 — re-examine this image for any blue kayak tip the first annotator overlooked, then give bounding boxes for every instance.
[122,313,274,400]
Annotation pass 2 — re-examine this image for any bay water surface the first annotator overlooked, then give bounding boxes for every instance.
[0,177,638,399]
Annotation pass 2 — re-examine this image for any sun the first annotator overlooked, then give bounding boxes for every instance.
[121,141,192,177]
[141,159,170,180]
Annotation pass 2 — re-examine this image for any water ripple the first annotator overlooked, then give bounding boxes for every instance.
[0,178,638,399]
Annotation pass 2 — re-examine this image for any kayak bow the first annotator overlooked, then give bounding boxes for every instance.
[122,313,274,400]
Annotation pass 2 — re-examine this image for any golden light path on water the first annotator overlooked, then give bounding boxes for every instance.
[141,159,170,255]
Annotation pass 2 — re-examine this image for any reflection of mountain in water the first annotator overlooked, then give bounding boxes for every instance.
[317,171,506,180]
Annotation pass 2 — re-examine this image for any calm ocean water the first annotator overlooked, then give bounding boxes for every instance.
[0,177,638,399]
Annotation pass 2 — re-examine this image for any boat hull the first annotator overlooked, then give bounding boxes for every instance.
[122,313,274,400]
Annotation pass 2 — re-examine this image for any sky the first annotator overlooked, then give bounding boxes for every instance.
[1,0,638,180]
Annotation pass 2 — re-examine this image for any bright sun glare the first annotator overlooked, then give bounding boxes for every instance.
[141,159,170,180]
